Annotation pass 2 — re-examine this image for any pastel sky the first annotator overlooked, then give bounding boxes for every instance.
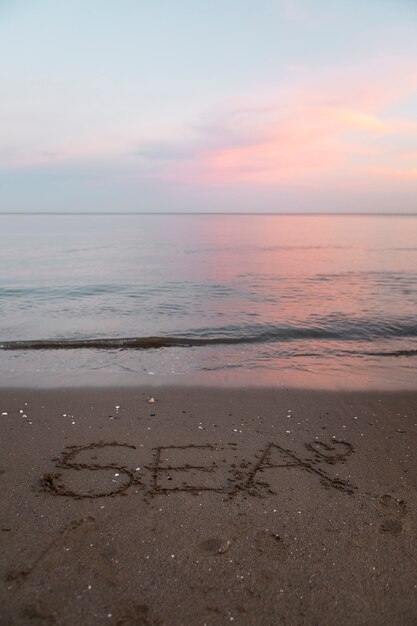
[1,0,417,213]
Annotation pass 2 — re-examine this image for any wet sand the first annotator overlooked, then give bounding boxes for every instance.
[0,386,416,625]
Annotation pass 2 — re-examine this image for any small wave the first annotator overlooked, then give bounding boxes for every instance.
[0,336,244,350]
[0,284,128,300]
[2,317,417,351]
[348,349,417,358]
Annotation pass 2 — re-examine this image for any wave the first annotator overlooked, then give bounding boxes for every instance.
[2,317,417,351]
[346,349,417,358]
[0,336,240,350]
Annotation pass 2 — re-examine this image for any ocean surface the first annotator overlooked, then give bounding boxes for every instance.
[1,213,416,388]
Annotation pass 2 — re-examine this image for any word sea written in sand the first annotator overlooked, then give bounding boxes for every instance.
[41,439,355,499]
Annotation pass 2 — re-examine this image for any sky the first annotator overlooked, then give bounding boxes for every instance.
[1,0,417,213]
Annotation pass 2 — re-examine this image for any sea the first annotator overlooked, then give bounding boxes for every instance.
[1,213,416,389]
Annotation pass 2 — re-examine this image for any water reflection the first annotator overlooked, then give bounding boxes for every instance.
[0,214,416,388]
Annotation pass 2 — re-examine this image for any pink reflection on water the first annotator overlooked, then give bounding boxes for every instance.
[176,214,417,321]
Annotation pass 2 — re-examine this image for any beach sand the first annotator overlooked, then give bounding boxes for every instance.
[0,386,416,625]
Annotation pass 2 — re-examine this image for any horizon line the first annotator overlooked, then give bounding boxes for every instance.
[1,211,417,217]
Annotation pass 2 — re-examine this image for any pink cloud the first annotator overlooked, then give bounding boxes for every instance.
[147,65,417,189]
[370,167,417,181]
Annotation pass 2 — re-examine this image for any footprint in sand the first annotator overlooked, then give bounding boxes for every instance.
[378,494,407,536]
[113,602,161,626]
[199,537,232,555]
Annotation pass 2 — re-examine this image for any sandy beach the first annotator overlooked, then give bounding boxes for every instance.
[0,386,416,625]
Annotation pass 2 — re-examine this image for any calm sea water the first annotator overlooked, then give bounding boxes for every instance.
[1,214,416,388]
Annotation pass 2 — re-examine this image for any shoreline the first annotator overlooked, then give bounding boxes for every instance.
[1,363,417,391]
[1,386,416,625]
